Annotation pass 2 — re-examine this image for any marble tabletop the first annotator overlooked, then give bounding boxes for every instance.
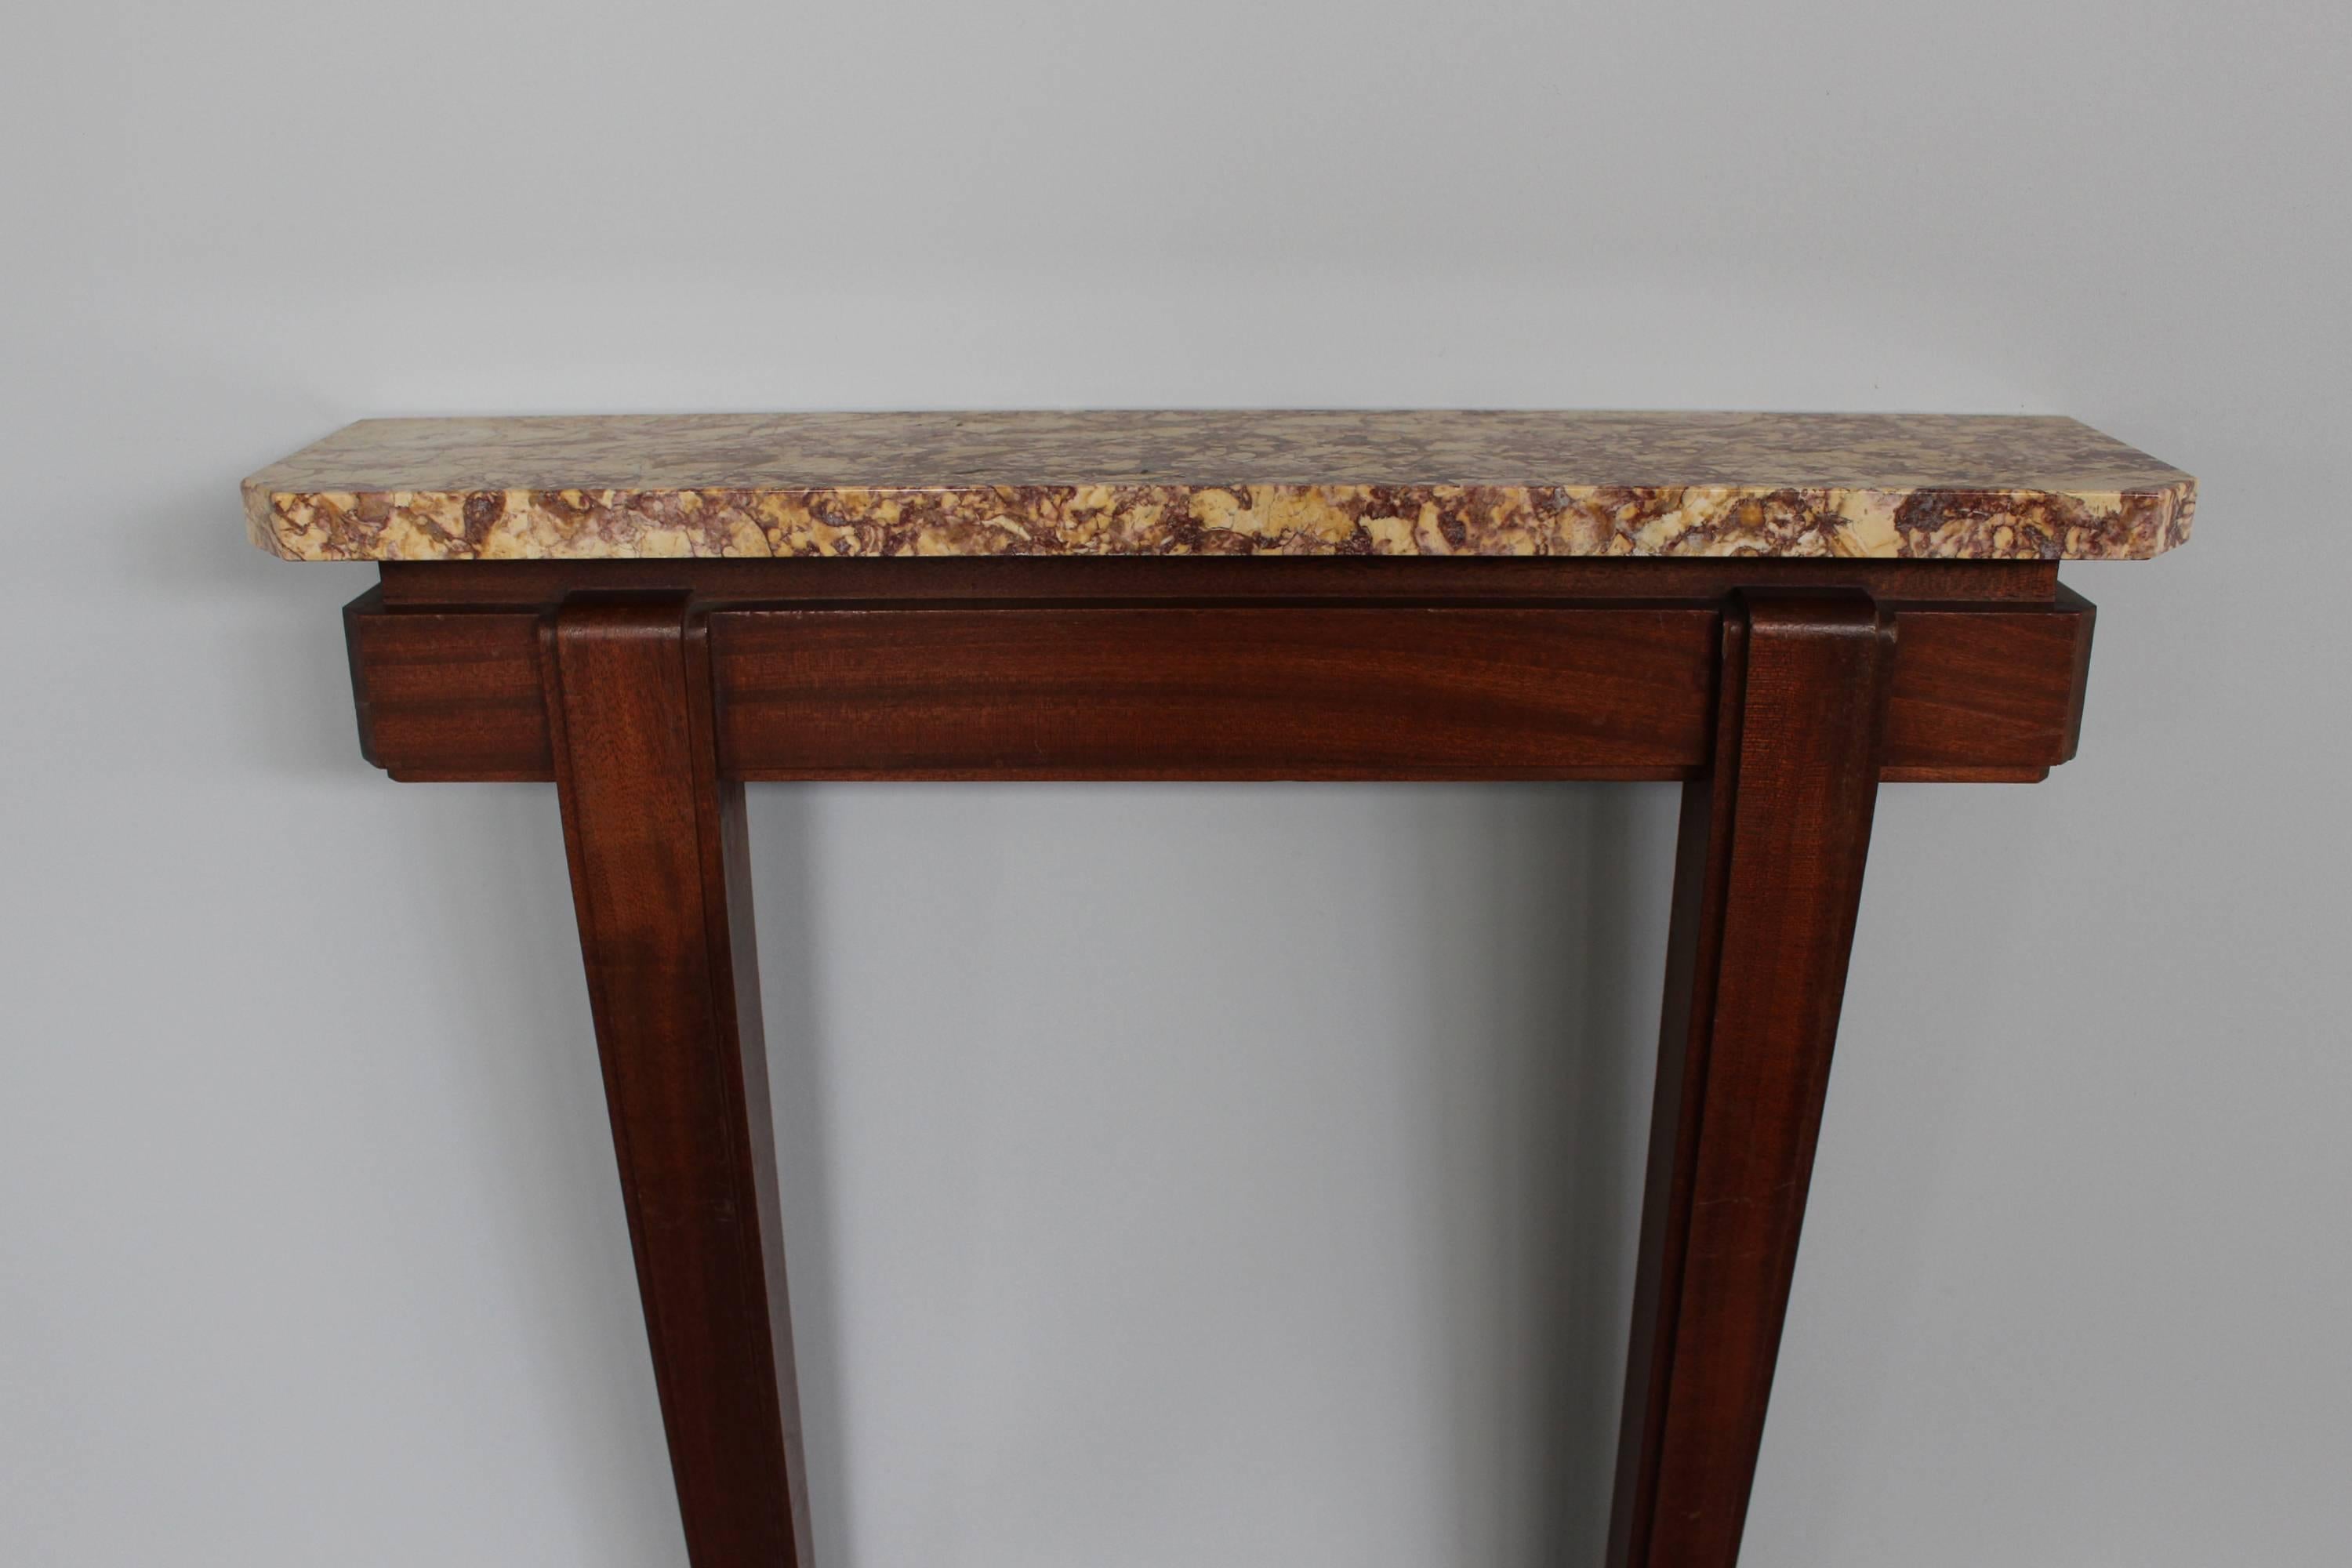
[243,411,2193,562]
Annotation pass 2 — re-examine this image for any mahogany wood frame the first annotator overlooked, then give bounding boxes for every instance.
[343,555,2096,1568]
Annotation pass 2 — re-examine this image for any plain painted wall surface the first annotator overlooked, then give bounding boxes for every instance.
[3,2,2347,1563]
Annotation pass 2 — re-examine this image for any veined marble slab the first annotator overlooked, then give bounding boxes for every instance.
[243,411,2194,562]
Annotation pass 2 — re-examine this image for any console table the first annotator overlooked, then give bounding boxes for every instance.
[245,411,2193,1568]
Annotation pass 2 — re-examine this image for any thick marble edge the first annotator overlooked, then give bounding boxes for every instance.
[243,412,2196,562]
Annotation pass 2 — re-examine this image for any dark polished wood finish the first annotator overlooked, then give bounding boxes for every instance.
[543,598,811,1568]
[1608,595,1893,1568]
[376,554,2065,608]
[712,605,1719,780]
[347,568,2093,788]
[332,555,2107,1568]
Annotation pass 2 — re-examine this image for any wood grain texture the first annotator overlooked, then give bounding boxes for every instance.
[328,555,2119,1568]
[1881,586,2096,779]
[343,589,550,781]
[712,606,1716,780]
[1608,594,1893,1568]
[344,590,2095,785]
[544,598,811,1568]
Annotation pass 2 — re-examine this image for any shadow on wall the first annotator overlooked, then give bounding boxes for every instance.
[1556,787,1664,1561]
[1407,784,1665,1567]
[750,787,848,1566]
[750,781,1675,1568]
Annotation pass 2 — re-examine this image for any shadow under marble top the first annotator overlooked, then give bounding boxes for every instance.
[243,411,2194,562]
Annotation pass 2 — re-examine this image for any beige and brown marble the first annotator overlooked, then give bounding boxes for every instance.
[243,411,2194,562]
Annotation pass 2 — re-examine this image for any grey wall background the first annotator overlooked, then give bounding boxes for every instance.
[4,2,2347,1564]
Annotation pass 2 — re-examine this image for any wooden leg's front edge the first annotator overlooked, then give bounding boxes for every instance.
[543,596,812,1568]
[1608,593,1895,1568]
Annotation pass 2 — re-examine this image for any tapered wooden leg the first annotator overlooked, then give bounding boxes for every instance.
[543,596,812,1568]
[1607,593,1895,1568]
